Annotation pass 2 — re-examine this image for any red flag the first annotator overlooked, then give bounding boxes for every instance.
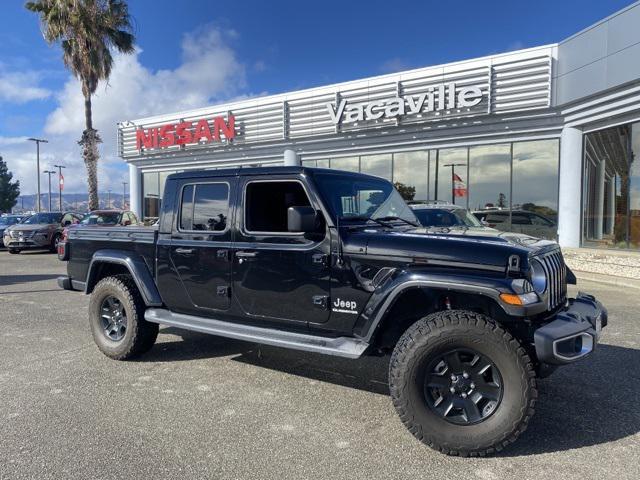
[59,173,65,191]
[453,172,467,197]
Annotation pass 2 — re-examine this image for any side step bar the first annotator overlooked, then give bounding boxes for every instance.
[144,308,369,359]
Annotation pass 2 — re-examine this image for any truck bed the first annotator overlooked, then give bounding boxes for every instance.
[66,226,158,285]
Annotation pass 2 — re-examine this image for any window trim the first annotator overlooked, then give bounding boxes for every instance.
[242,178,315,237]
[177,181,231,234]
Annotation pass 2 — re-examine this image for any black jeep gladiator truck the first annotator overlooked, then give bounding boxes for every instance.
[58,166,607,456]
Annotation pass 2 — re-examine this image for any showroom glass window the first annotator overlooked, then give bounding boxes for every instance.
[437,148,468,206]
[143,170,177,221]
[583,122,639,249]
[393,151,429,201]
[330,157,359,172]
[143,172,160,220]
[360,154,392,180]
[468,144,511,212]
[512,140,559,240]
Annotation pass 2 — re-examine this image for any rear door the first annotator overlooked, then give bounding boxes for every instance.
[169,179,235,314]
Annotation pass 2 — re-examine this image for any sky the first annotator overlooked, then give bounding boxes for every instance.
[0,0,635,196]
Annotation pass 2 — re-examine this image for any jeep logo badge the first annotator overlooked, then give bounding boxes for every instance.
[332,298,358,314]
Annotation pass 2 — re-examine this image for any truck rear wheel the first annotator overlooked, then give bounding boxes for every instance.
[389,310,537,456]
[89,274,158,360]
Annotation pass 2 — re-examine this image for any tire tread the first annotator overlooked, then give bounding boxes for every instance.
[388,309,537,457]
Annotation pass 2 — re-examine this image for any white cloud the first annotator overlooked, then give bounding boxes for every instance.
[45,25,245,136]
[3,25,247,197]
[0,68,52,103]
[380,57,411,74]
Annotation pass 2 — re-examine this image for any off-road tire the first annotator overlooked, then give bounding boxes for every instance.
[8,248,20,254]
[389,310,537,456]
[49,233,61,253]
[89,274,158,360]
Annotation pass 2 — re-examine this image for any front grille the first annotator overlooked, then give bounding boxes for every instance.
[10,231,32,239]
[537,249,567,309]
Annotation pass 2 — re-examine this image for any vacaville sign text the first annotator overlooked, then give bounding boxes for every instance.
[135,115,235,150]
[326,82,484,125]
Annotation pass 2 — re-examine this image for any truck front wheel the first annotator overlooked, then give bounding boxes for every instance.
[389,310,537,456]
[89,275,158,360]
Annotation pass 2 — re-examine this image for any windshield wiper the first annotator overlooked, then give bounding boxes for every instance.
[375,216,419,227]
[339,215,393,228]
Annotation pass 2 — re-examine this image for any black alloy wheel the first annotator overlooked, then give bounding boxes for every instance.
[423,348,503,425]
[100,295,128,341]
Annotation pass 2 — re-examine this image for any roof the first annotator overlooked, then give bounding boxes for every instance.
[89,210,127,214]
[409,203,464,210]
[167,166,385,182]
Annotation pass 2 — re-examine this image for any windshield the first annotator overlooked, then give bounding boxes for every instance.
[0,217,20,226]
[413,208,483,228]
[81,212,121,225]
[314,172,418,225]
[22,213,63,225]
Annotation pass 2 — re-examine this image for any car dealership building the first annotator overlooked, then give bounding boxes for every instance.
[119,2,640,251]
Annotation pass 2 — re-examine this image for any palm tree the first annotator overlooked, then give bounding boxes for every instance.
[26,0,135,210]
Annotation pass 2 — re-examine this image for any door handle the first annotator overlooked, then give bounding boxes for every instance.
[236,251,258,258]
[175,247,194,255]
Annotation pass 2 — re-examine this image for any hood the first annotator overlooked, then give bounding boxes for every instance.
[343,226,558,270]
[8,223,55,232]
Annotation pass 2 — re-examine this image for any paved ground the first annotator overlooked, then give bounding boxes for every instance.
[0,251,639,480]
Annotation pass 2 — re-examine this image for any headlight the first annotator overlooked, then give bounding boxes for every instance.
[500,292,539,306]
[529,259,547,294]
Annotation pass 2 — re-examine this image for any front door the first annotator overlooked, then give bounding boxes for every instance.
[232,177,331,325]
[170,180,234,314]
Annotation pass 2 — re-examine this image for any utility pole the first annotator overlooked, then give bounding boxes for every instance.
[27,137,48,212]
[442,163,466,204]
[43,170,55,211]
[122,182,128,209]
[54,164,66,211]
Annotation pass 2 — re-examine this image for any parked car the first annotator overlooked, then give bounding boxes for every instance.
[409,202,493,230]
[472,209,557,240]
[58,166,607,456]
[3,211,83,254]
[78,210,140,227]
[60,210,140,248]
[0,215,26,248]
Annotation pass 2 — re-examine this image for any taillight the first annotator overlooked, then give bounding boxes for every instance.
[61,228,68,241]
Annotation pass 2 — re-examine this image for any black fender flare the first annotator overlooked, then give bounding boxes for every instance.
[85,249,163,307]
[355,271,545,343]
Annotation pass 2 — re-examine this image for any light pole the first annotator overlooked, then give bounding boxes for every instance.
[108,189,112,209]
[54,164,66,211]
[122,182,128,209]
[442,163,466,204]
[43,170,55,211]
[27,137,48,212]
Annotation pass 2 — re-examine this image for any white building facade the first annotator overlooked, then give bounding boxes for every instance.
[118,2,640,251]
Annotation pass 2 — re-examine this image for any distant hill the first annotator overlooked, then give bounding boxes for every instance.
[10,193,129,213]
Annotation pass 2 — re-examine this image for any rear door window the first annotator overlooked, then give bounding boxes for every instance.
[179,183,229,232]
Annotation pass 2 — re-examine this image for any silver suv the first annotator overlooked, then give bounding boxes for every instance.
[409,202,490,229]
[3,212,83,254]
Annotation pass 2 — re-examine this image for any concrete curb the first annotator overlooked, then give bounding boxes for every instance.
[574,270,640,290]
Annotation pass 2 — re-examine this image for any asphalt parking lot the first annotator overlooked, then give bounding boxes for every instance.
[0,251,639,480]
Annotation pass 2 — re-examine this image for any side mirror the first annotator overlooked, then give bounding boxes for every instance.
[287,206,318,233]
[63,220,71,226]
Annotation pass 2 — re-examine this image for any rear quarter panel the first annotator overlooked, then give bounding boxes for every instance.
[66,227,158,283]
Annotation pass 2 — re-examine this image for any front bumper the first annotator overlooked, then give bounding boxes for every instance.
[3,234,51,249]
[534,293,607,365]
